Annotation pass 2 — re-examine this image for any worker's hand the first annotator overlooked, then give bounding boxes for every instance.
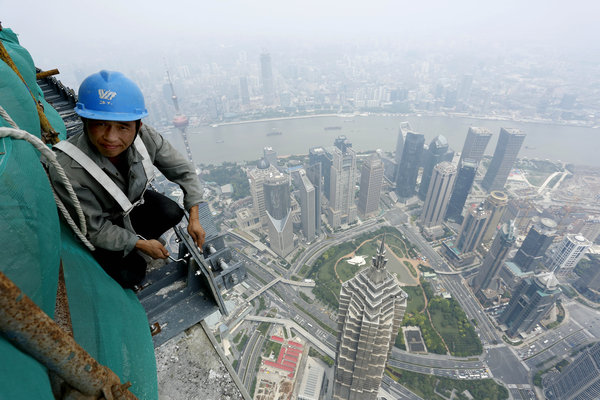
[188,219,206,251]
[135,239,169,259]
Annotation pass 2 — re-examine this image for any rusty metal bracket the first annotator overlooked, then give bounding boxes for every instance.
[36,68,60,80]
[150,322,161,336]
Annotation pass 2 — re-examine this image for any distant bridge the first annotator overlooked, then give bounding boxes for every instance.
[432,265,479,276]
[246,277,315,303]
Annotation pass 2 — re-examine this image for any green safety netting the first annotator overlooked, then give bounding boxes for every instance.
[60,220,158,399]
[0,130,57,400]
[0,28,157,399]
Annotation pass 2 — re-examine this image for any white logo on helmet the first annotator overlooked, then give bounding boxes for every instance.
[98,89,117,101]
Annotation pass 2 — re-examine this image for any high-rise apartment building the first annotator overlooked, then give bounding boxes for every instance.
[393,125,405,181]
[456,204,491,254]
[333,237,407,400]
[297,170,316,241]
[575,254,600,294]
[549,234,591,276]
[444,203,490,268]
[499,272,561,337]
[445,159,477,222]
[264,174,290,221]
[458,127,492,167]
[263,146,278,170]
[327,137,357,228]
[544,342,600,400]
[473,222,516,292]
[260,52,275,106]
[481,128,526,192]
[391,122,411,182]
[482,191,509,242]
[420,162,456,232]
[334,135,352,153]
[358,153,384,217]
[247,158,280,226]
[266,214,294,258]
[309,146,332,201]
[239,76,250,105]
[264,173,294,257]
[395,131,425,198]
[512,218,557,272]
[382,156,397,183]
[418,135,454,200]
[305,161,322,236]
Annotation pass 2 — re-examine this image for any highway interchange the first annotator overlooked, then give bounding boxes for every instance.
[225,205,600,399]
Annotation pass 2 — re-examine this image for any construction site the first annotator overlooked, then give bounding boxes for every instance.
[0,24,251,399]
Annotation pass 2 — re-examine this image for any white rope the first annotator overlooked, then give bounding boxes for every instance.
[50,189,95,251]
[0,106,18,129]
[0,107,95,251]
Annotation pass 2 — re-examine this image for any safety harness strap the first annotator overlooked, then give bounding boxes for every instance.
[54,140,134,213]
[134,136,155,183]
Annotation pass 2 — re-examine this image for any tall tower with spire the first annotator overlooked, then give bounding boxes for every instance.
[166,69,194,165]
[333,236,407,400]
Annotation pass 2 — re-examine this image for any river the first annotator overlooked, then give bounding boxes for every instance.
[163,114,600,166]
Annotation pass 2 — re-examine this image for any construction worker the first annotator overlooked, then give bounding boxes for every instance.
[48,70,205,289]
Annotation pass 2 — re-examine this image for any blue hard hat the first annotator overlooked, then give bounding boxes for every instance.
[75,70,149,121]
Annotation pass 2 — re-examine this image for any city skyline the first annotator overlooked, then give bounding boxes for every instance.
[9,2,600,81]
[6,10,600,399]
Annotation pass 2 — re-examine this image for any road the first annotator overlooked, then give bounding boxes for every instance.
[381,374,424,400]
[388,214,534,387]
[290,219,384,276]
[245,276,314,303]
[228,205,600,395]
[564,300,600,338]
[238,331,263,386]
[390,347,485,369]
[387,211,600,389]
[393,220,502,345]
[518,300,600,369]
[236,213,523,388]
[388,359,486,380]
[440,274,500,345]
[485,346,530,385]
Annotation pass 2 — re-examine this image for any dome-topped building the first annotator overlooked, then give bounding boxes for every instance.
[257,157,270,169]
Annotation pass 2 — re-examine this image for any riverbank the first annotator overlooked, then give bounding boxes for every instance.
[207,111,597,130]
[210,113,342,127]
[163,113,600,166]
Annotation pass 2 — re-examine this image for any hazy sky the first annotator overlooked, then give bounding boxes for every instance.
[4,0,600,85]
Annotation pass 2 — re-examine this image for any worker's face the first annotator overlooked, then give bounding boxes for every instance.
[86,120,138,158]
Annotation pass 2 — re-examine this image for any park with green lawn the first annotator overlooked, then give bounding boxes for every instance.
[302,225,482,357]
